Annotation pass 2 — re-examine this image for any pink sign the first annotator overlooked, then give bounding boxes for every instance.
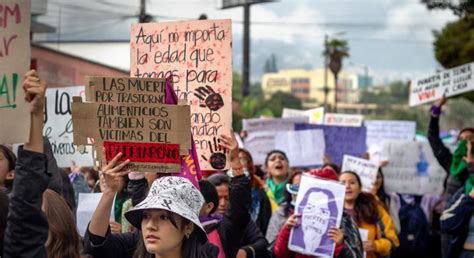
[130,19,232,170]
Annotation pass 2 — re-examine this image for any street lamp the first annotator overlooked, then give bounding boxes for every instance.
[323,31,346,111]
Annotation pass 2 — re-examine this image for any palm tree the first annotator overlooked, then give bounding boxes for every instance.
[324,39,349,112]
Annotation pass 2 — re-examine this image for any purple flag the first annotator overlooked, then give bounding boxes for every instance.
[165,77,202,189]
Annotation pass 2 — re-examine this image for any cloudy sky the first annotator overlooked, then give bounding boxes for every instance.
[37,0,458,84]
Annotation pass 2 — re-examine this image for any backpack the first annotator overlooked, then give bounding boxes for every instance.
[392,195,429,258]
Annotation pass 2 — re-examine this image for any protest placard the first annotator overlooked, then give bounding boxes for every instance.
[295,124,367,167]
[409,62,474,106]
[76,193,114,237]
[282,107,325,124]
[242,131,276,165]
[289,174,345,257]
[365,120,416,148]
[324,113,363,127]
[0,0,31,143]
[381,141,446,195]
[72,77,191,173]
[341,155,378,191]
[243,116,309,132]
[44,86,93,167]
[130,19,232,170]
[275,130,325,167]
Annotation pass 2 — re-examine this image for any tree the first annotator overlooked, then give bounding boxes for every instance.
[324,39,350,112]
[264,91,303,117]
[422,1,474,102]
[420,0,474,17]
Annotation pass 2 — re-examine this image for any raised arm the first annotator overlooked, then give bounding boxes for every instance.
[4,70,48,257]
[427,97,452,173]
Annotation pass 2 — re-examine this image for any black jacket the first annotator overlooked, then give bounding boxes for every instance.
[440,187,474,258]
[203,175,252,258]
[252,186,272,236]
[241,219,270,258]
[428,115,465,198]
[4,147,50,258]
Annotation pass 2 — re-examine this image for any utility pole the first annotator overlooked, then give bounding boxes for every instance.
[243,4,250,96]
[139,0,152,23]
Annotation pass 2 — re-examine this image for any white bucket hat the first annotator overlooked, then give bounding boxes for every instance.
[125,176,206,236]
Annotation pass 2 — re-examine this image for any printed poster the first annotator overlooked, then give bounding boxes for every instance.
[0,0,31,143]
[289,174,345,257]
[130,19,232,170]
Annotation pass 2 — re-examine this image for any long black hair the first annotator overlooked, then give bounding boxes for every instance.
[376,168,390,211]
[282,170,303,216]
[132,210,209,258]
[341,171,379,225]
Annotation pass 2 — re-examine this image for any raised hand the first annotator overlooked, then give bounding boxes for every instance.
[434,95,447,108]
[22,70,46,114]
[100,148,131,194]
[284,213,301,229]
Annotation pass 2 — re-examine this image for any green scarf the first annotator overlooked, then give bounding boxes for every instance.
[450,140,474,195]
[266,177,287,204]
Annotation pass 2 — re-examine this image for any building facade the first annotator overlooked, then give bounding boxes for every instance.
[261,68,365,108]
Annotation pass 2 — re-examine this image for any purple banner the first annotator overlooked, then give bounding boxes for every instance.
[295,123,367,167]
[165,77,202,189]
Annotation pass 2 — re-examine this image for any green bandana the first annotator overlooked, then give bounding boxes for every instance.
[450,140,474,195]
[266,177,287,204]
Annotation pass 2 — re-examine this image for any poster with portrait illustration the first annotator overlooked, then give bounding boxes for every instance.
[289,174,345,257]
[130,19,232,170]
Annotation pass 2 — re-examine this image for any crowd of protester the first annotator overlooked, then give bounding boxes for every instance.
[0,71,473,258]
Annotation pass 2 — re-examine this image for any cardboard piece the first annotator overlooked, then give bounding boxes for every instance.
[0,0,31,143]
[71,77,192,173]
[130,19,232,170]
[289,174,345,257]
[341,155,378,191]
[381,141,446,195]
[295,124,367,167]
[324,113,363,127]
[409,62,474,106]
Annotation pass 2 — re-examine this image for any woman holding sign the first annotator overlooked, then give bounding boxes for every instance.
[272,168,363,258]
[340,171,399,258]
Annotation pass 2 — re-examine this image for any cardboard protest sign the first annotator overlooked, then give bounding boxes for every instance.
[409,62,474,106]
[289,174,345,257]
[72,77,191,173]
[381,141,446,195]
[130,19,232,170]
[341,155,378,191]
[275,130,325,167]
[295,124,367,167]
[282,107,325,124]
[243,116,309,132]
[44,86,93,167]
[0,0,31,144]
[324,113,363,127]
[365,120,416,148]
